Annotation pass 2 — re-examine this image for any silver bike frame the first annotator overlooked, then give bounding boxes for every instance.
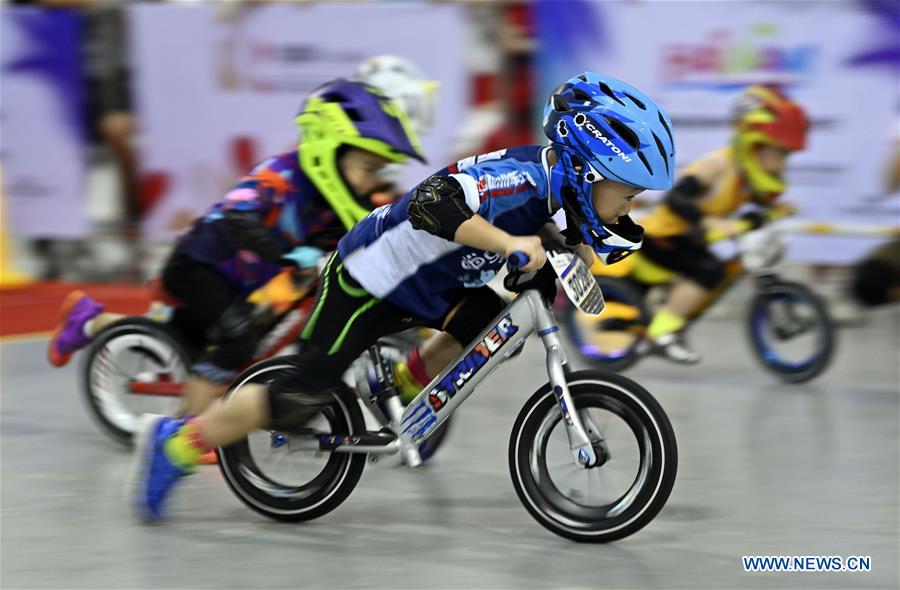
[344,288,599,468]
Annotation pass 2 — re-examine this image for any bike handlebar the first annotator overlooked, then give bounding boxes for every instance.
[506,251,529,270]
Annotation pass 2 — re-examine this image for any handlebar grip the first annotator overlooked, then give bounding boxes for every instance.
[506,251,529,270]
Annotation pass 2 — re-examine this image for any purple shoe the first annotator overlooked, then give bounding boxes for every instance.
[48,290,103,367]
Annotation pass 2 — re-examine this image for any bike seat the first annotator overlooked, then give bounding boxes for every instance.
[147,278,185,308]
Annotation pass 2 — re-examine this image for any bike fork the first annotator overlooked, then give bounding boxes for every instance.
[534,304,598,467]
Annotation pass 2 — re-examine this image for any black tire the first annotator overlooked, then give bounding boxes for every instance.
[218,358,367,522]
[562,277,651,372]
[746,281,836,383]
[81,317,191,446]
[509,370,677,543]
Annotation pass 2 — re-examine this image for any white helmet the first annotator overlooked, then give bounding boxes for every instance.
[356,55,438,136]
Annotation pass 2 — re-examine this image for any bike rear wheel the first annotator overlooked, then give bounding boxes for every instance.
[746,280,835,383]
[509,370,677,543]
[81,317,191,446]
[218,358,367,522]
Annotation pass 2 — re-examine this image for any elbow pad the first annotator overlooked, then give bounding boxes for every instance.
[407,175,474,241]
[222,209,286,262]
[665,176,705,224]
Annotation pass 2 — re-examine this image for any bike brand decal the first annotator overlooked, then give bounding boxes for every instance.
[475,170,536,197]
[428,315,520,412]
[400,399,437,441]
[573,117,633,163]
[554,385,574,426]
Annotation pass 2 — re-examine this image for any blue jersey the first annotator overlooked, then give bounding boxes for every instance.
[176,152,343,293]
[339,145,555,320]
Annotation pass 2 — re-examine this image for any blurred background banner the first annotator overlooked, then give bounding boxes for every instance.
[1,7,89,238]
[128,2,466,237]
[537,0,898,263]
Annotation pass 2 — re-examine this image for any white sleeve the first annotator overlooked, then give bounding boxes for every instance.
[449,173,481,212]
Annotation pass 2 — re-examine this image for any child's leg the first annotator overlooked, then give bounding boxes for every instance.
[162,255,246,417]
[178,376,227,417]
[129,254,418,521]
[88,312,128,335]
[391,286,507,402]
[389,331,460,403]
[648,279,708,339]
[418,331,463,376]
[641,236,723,341]
[179,382,270,452]
[48,291,123,367]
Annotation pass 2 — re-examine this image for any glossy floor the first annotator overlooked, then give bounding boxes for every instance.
[2,309,898,589]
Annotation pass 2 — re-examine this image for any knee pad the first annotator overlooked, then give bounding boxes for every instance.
[203,301,261,373]
[443,287,507,346]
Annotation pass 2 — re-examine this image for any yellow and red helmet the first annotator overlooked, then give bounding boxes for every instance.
[732,85,809,198]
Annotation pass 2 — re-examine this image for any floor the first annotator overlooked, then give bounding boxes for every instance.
[1,308,898,589]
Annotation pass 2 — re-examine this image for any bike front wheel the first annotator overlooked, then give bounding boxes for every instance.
[509,370,677,543]
[746,280,836,383]
[218,358,367,522]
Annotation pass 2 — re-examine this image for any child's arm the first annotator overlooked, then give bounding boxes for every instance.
[218,168,291,261]
[665,151,725,226]
[454,216,545,272]
[665,176,706,225]
[408,175,545,271]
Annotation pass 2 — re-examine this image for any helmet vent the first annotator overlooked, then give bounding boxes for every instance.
[658,112,673,146]
[344,107,362,122]
[553,94,572,112]
[604,116,639,150]
[637,150,652,175]
[571,88,594,104]
[623,92,646,110]
[577,74,589,83]
[597,82,626,107]
[652,132,669,175]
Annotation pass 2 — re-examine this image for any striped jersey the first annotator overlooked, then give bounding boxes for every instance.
[338,145,556,320]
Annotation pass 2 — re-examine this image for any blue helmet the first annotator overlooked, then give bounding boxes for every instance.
[543,72,676,263]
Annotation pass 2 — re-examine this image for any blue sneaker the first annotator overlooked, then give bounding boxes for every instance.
[128,414,190,522]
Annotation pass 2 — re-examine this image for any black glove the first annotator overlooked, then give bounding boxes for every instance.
[503,260,558,306]
[222,210,286,262]
[533,263,560,307]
